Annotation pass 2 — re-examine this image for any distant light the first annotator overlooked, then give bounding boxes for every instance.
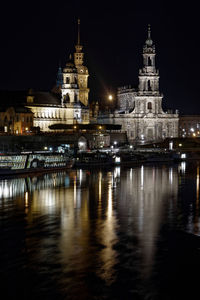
[169,141,173,150]
[44,146,48,150]
[114,141,117,145]
[115,157,121,163]
[108,95,113,101]
[179,143,182,147]
[181,153,186,159]
[130,145,133,149]
[193,133,196,137]
[49,147,53,151]
[190,128,194,132]
[141,134,144,139]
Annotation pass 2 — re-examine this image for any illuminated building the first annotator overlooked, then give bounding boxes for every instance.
[98,25,179,143]
[25,20,90,132]
[0,20,91,134]
[0,106,33,134]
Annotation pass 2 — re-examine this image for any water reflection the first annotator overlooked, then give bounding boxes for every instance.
[1,162,200,299]
[117,165,179,277]
[96,171,118,284]
[194,164,200,234]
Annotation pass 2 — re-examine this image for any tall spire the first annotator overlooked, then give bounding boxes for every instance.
[148,24,151,40]
[77,18,80,45]
[75,18,83,54]
[145,24,153,47]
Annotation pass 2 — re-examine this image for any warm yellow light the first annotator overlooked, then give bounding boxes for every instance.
[74,126,76,129]
[25,127,28,131]
[108,95,113,101]
[193,133,196,137]
[99,126,102,129]
[179,143,182,147]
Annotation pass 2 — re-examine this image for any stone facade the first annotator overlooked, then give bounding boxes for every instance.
[99,25,179,143]
[117,86,136,113]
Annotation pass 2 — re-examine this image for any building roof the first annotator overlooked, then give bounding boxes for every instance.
[29,91,61,106]
[0,90,61,107]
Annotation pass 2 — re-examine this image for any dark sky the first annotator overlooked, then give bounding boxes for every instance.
[0,1,199,114]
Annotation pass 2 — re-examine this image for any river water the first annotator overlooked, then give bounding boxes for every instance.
[1,162,200,299]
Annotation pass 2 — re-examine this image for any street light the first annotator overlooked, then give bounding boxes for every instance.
[108,95,113,101]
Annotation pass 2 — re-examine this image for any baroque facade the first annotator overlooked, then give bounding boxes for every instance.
[0,106,33,134]
[99,25,179,143]
[26,20,90,132]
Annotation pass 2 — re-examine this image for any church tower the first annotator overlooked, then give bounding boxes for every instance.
[134,24,163,116]
[139,25,159,94]
[74,19,89,107]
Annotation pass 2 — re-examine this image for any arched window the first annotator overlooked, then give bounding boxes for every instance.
[64,93,70,102]
[148,80,151,91]
[147,102,152,110]
[148,57,152,66]
[66,77,70,84]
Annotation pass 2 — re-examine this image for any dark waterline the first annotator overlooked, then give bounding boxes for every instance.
[0,162,200,299]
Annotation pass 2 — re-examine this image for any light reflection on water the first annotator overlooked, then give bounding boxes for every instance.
[0,162,200,299]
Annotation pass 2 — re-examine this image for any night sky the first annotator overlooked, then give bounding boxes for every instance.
[0,1,199,114]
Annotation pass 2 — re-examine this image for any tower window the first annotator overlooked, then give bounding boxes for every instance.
[148,57,152,66]
[64,93,70,102]
[147,102,152,110]
[66,77,70,84]
[148,80,151,91]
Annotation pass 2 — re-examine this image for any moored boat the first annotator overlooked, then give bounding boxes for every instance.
[74,151,115,168]
[0,151,74,176]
